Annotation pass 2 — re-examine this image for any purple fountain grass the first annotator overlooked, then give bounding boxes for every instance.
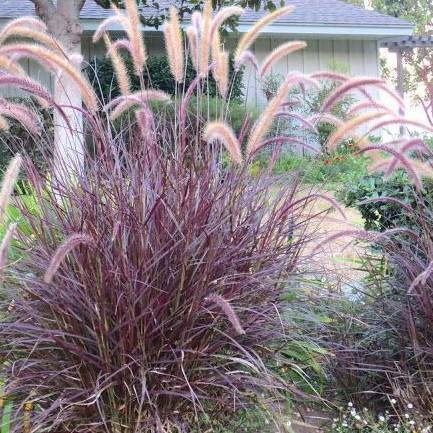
[0,123,315,432]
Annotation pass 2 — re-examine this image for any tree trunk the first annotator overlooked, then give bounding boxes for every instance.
[33,0,85,181]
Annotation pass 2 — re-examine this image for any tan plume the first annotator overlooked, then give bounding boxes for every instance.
[124,0,147,74]
[164,6,184,82]
[103,35,130,96]
[44,233,95,284]
[199,0,212,77]
[234,6,294,61]
[204,122,242,164]
[187,27,199,70]
[0,223,17,278]
[0,44,98,112]
[0,154,21,225]
[260,41,307,77]
[246,77,294,156]
[0,17,47,43]
[326,111,388,150]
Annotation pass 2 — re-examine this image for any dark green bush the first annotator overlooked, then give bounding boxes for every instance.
[337,170,433,232]
[0,98,52,175]
[85,54,244,101]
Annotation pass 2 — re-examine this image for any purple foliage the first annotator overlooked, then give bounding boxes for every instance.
[0,106,314,432]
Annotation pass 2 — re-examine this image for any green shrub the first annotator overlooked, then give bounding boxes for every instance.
[0,98,52,175]
[85,54,244,101]
[337,170,433,232]
[250,148,368,186]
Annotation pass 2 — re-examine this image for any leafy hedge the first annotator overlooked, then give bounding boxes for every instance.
[85,54,245,101]
[337,171,433,232]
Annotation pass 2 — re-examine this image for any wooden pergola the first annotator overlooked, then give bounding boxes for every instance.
[380,35,433,100]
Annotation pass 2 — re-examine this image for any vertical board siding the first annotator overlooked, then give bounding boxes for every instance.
[303,40,320,74]
[2,33,380,104]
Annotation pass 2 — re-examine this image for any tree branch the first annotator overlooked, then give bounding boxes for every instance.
[30,0,56,19]
[29,0,55,12]
[76,0,87,10]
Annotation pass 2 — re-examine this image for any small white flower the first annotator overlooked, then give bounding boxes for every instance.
[342,421,348,427]
[333,418,339,422]
[350,409,357,416]
[409,420,416,426]
[405,414,410,419]
[286,421,291,427]
[355,415,361,421]
[391,398,397,405]
[407,403,414,409]
[379,415,385,422]
[348,402,353,407]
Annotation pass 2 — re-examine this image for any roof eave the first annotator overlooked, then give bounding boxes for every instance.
[79,18,414,39]
[0,17,414,39]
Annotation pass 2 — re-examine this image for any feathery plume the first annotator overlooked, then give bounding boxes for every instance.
[247,75,301,156]
[103,35,130,96]
[44,233,96,284]
[326,111,388,150]
[234,6,294,61]
[0,17,47,43]
[309,113,345,128]
[0,223,17,278]
[204,122,242,164]
[136,106,155,139]
[205,294,246,335]
[360,144,423,189]
[93,15,130,43]
[199,0,213,77]
[235,50,259,72]
[109,38,133,54]
[260,41,307,77]
[211,31,229,97]
[0,44,98,112]
[191,11,202,32]
[277,111,318,132]
[210,6,244,41]
[0,75,54,110]
[0,55,25,76]
[105,90,170,120]
[163,6,184,82]
[310,70,349,82]
[186,27,199,71]
[347,99,395,117]
[409,260,433,293]
[1,27,64,54]
[0,155,21,225]
[321,77,389,112]
[365,116,433,136]
[0,101,41,135]
[124,0,147,74]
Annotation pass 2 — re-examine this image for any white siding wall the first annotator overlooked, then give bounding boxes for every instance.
[3,33,379,104]
[244,36,379,105]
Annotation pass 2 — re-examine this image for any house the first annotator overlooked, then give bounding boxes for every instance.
[0,0,413,104]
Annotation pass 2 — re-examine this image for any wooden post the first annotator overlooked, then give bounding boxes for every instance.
[396,48,405,135]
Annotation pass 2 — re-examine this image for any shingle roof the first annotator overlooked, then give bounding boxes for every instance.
[0,0,412,29]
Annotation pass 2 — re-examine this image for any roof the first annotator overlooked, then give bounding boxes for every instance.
[0,0,413,37]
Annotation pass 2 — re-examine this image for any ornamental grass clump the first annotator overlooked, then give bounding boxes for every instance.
[0,4,321,433]
[0,1,429,432]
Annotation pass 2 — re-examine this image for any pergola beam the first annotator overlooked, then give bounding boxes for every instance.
[380,35,433,51]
